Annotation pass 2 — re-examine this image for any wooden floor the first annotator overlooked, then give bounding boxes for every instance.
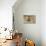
[0,39,16,46]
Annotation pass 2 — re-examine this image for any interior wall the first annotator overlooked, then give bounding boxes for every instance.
[41,0,46,46]
[13,0,41,46]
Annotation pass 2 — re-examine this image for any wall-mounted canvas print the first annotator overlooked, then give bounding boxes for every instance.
[24,15,36,24]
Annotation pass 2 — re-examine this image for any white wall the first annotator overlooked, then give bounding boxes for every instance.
[0,0,16,29]
[13,0,46,46]
[41,0,46,46]
[13,0,41,46]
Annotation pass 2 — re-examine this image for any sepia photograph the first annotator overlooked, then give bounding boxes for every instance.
[24,15,36,24]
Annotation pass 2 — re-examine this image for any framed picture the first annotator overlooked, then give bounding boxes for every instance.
[24,15,36,24]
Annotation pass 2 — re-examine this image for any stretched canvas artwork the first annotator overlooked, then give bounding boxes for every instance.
[24,15,36,24]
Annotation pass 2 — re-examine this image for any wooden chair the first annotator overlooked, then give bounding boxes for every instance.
[14,33,23,46]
